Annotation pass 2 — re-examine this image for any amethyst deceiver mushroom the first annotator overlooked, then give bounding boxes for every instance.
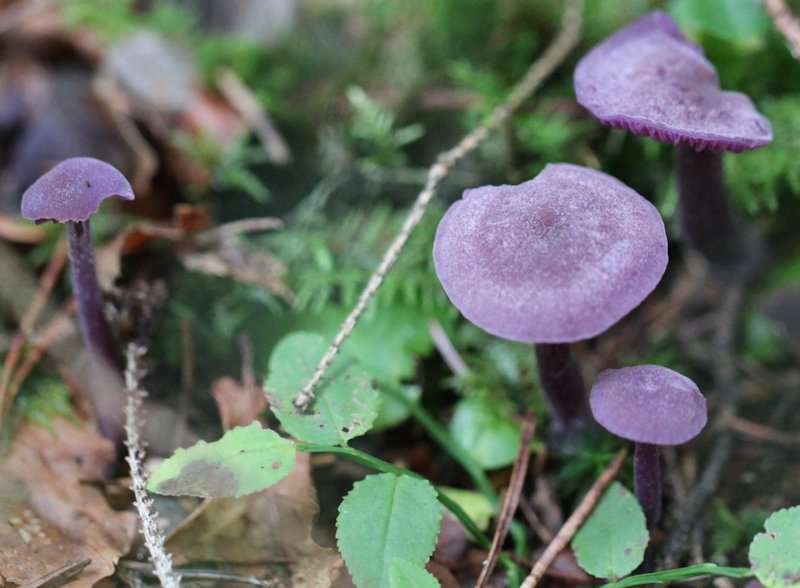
[574,11,773,275]
[590,365,707,529]
[21,157,134,376]
[433,164,667,433]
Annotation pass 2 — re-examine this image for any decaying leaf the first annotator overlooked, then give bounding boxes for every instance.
[181,236,295,302]
[166,453,342,584]
[266,332,380,446]
[147,423,296,498]
[212,376,268,431]
[0,418,136,586]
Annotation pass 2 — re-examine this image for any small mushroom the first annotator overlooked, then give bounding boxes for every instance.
[433,164,667,433]
[574,11,773,276]
[590,365,707,529]
[21,157,134,376]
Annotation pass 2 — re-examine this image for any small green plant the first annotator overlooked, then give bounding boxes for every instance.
[572,482,649,581]
[147,329,520,585]
[569,484,800,588]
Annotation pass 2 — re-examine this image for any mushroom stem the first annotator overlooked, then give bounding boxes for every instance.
[633,441,661,530]
[675,144,755,275]
[67,219,123,374]
[534,343,590,433]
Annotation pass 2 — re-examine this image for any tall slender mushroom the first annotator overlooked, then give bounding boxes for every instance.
[590,365,707,530]
[21,157,134,439]
[432,164,667,434]
[574,11,772,277]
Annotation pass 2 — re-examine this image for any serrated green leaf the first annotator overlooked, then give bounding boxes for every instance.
[572,482,649,581]
[147,423,296,498]
[265,332,379,445]
[449,396,522,469]
[337,473,442,588]
[749,506,800,588]
[389,558,440,588]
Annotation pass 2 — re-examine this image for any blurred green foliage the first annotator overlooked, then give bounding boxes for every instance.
[10,380,77,432]
[712,501,771,560]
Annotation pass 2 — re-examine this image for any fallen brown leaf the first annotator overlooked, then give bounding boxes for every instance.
[181,237,295,303]
[0,417,136,586]
[211,376,268,431]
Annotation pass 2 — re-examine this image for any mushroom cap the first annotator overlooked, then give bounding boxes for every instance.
[590,365,707,445]
[432,163,667,344]
[574,11,772,153]
[21,157,134,223]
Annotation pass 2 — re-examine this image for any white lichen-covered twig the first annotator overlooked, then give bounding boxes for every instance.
[124,343,181,588]
[292,0,585,411]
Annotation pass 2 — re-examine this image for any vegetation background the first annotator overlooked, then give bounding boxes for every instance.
[0,0,799,586]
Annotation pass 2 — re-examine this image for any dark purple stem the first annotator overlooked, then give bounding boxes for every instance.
[67,219,123,374]
[534,343,590,433]
[634,442,662,531]
[675,144,751,273]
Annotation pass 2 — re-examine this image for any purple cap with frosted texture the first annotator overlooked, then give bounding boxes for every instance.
[590,365,707,445]
[432,163,667,344]
[21,157,134,224]
[574,11,772,153]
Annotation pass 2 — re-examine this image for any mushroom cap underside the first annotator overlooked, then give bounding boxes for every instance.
[574,11,772,152]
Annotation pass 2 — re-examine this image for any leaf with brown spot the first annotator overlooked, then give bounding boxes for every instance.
[166,453,342,585]
[147,422,296,498]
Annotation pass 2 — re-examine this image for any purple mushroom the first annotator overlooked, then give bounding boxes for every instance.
[590,365,707,529]
[433,164,667,433]
[574,11,772,276]
[21,157,133,379]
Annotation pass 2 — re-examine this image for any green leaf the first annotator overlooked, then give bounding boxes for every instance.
[265,332,379,445]
[342,305,432,384]
[373,384,422,430]
[669,0,769,45]
[573,482,649,581]
[389,558,440,588]
[449,396,523,469]
[147,423,296,498]
[749,506,800,588]
[337,473,442,588]
[437,487,495,531]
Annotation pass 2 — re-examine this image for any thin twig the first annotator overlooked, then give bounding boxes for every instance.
[762,0,800,58]
[194,217,284,246]
[476,412,536,588]
[118,560,278,587]
[0,238,68,420]
[217,68,293,165]
[23,557,92,588]
[292,0,585,411]
[723,410,800,447]
[519,448,627,588]
[517,497,555,544]
[3,305,75,417]
[660,285,743,567]
[123,343,181,588]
